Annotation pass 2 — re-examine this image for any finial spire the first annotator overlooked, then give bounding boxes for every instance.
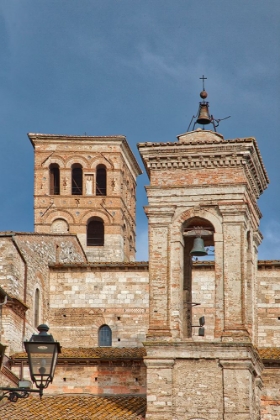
[199,75,207,91]
[187,76,230,132]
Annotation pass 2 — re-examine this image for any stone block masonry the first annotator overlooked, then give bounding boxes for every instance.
[49,262,149,347]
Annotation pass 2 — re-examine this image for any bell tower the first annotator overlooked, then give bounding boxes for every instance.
[29,133,141,262]
[138,84,269,419]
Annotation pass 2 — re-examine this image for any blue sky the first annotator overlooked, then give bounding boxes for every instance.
[0,1,279,260]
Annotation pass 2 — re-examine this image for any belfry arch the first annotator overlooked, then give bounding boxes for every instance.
[182,217,215,338]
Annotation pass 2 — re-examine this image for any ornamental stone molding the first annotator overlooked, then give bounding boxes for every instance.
[138,133,269,199]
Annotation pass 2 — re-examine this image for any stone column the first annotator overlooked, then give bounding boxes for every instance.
[145,208,174,339]
[60,168,71,195]
[214,232,224,338]
[220,206,249,341]
[220,360,259,420]
[144,358,175,420]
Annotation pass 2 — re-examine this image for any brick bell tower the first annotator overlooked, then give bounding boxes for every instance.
[138,82,269,419]
[29,133,142,262]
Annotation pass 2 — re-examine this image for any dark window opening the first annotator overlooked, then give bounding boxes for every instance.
[72,164,83,195]
[87,218,104,246]
[99,325,112,346]
[50,164,60,195]
[96,165,107,196]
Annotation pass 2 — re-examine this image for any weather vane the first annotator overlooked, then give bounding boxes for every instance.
[187,75,230,132]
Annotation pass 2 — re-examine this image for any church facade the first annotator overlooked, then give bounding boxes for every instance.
[0,114,280,419]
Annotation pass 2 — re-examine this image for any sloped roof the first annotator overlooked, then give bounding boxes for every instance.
[11,347,147,361]
[0,395,146,420]
[258,348,280,360]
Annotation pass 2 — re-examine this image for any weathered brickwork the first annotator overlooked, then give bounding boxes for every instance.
[0,233,85,354]
[29,133,141,262]
[257,262,280,347]
[144,342,262,420]
[261,368,280,419]
[1,128,280,420]
[14,361,146,396]
[138,130,268,418]
[48,264,149,347]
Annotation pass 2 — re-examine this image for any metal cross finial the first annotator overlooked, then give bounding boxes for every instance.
[200,75,207,90]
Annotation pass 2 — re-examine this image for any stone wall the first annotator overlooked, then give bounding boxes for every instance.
[48,263,149,347]
[261,368,280,419]
[257,262,280,347]
[144,342,263,420]
[0,233,86,354]
[14,361,146,396]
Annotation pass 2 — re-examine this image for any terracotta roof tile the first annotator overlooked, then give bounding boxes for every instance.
[0,395,146,419]
[49,262,149,269]
[12,347,147,361]
[258,347,280,360]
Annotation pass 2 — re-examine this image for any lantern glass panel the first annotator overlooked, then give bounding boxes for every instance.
[24,341,59,388]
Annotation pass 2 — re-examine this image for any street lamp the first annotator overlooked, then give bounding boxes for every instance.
[0,324,61,402]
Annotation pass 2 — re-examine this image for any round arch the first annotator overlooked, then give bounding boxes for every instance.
[90,157,114,170]
[42,155,65,169]
[81,209,111,225]
[171,206,223,243]
[65,155,88,168]
[44,209,75,225]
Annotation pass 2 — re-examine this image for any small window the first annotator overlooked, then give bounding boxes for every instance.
[87,218,104,246]
[96,165,106,196]
[72,164,83,195]
[49,164,60,195]
[99,325,112,346]
[34,288,40,327]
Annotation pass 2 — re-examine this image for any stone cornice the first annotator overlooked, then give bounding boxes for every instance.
[28,133,142,177]
[143,341,263,369]
[138,137,269,199]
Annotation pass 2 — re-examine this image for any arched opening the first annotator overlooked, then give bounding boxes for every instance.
[98,325,112,346]
[96,165,106,196]
[183,217,215,338]
[71,164,83,195]
[49,164,60,195]
[34,288,40,327]
[87,217,104,246]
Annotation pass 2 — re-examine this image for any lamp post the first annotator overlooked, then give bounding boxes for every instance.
[0,324,61,402]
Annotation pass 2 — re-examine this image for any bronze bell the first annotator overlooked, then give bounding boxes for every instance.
[196,103,211,125]
[190,237,208,257]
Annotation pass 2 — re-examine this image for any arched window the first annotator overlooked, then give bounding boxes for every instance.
[72,164,83,195]
[96,165,106,196]
[87,217,104,246]
[34,288,40,327]
[98,325,112,346]
[49,164,60,195]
